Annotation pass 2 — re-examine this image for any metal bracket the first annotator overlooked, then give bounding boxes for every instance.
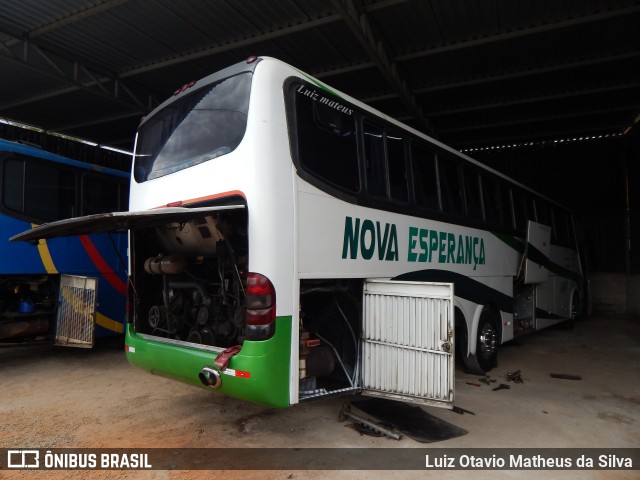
[338,403,402,440]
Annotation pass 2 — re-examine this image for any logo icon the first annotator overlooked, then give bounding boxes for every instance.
[7,450,40,468]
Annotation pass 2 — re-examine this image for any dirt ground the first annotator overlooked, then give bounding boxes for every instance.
[0,315,638,480]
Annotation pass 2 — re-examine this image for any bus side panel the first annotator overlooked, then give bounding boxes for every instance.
[1,214,127,339]
[72,233,128,337]
[43,233,128,337]
[0,216,63,273]
[554,276,575,318]
[125,316,292,408]
[536,279,555,320]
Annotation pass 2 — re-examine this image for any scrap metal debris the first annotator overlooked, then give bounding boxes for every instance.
[346,422,384,437]
[351,398,468,442]
[550,373,582,380]
[478,376,497,385]
[338,403,402,440]
[492,383,511,391]
[505,369,524,383]
[452,406,476,415]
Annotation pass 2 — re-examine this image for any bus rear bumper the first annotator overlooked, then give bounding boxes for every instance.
[124,316,292,408]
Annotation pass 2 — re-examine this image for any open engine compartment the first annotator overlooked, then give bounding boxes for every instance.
[298,279,363,399]
[131,207,248,348]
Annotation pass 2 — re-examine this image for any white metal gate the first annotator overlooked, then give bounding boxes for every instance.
[55,274,97,348]
[362,279,454,409]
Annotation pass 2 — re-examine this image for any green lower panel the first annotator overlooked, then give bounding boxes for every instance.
[125,316,292,408]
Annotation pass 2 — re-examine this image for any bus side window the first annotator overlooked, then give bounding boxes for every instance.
[550,207,559,244]
[512,188,528,234]
[410,143,439,211]
[500,182,514,229]
[31,163,76,220]
[2,158,24,213]
[3,157,76,221]
[437,155,463,216]
[295,85,359,192]
[82,174,123,215]
[387,129,408,202]
[528,196,537,223]
[463,167,482,220]
[567,214,577,246]
[363,121,386,198]
[482,176,502,226]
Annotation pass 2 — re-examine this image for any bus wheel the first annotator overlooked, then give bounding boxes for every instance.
[462,309,498,373]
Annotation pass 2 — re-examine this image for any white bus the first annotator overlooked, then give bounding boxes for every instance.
[13,56,585,409]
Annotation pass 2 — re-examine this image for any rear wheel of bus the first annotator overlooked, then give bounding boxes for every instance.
[461,308,499,374]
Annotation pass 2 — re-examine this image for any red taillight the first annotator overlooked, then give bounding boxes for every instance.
[244,273,276,340]
[173,80,196,96]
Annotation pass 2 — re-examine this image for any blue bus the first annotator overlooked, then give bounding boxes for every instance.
[0,138,129,346]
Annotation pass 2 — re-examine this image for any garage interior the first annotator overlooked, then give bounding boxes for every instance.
[1,0,639,316]
[0,0,639,467]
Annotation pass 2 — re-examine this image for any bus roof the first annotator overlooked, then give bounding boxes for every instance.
[0,138,130,179]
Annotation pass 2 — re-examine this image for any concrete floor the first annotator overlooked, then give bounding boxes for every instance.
[0,314,638,480]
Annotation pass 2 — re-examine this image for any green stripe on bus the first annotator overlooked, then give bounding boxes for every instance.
[492,231,525,254]
[125,316,292,408]
[294,68,340,97]
[492,231,580,282]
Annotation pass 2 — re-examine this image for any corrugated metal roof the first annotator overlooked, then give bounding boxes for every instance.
[0,0,638,150]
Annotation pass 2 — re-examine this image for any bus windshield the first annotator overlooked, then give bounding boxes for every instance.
[134,72,252,182]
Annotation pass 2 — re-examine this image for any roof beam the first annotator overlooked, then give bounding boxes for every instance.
[428,82,640,117]
[2,0,132,43]
[623,111,640,135]
[0,0,404,116]
[438,105,640,134]
[0,0,407,140]
[118,0,408,79]
[0,34,153,113]
[331,0,431,133]
[314,4,640,81]
[51,111,142,133]
[452,124,627,148]
[396,5,640,62]
[414,51,640,95]
[118,14,343,78]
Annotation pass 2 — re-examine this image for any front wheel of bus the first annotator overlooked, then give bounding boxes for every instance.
[462,308,499,373]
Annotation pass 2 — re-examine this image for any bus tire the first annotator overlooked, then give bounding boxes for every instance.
[462,308,498,373]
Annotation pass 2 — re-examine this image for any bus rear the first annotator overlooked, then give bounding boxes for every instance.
[11,57,456,410]
[122,57,296,407]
